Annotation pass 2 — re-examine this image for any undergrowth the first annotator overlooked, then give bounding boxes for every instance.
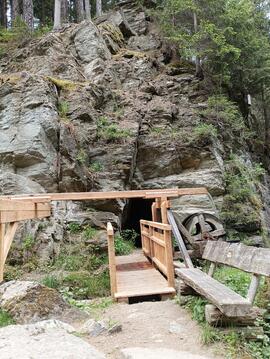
[0,310,15,328]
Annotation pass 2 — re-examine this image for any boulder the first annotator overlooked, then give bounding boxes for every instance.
[0,320,105,359]
[0,281,70,324]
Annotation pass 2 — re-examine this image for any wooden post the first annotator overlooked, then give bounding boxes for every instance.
[247,274,261,304]
[107,222,117,298]
[164,229,175,288]
[208,262,216,277]
[151,202,158,222]
[161,198,170,224]
[0,224,5,282]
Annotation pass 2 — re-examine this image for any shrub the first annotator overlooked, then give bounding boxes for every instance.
[58,101,69,120]
[96,116,131,142]
[193,123,218,141]
[42,275,60,289]
[114,234,135,255]
[76,149,87,164]
[67,222,81,234]
[89,161,103,172]
[82,226,97,240]
[0,310,15,328]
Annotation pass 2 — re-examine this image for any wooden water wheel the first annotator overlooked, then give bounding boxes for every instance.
[174,212,226,258]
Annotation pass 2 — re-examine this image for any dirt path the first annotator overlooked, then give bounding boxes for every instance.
[87,300,224,358]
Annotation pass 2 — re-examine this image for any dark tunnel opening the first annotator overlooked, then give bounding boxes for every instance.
[122,198,154,247]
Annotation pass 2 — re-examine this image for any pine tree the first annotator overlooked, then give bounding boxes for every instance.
[11,0,21,23]
[23,0,34,29]
[0,0,7,28]
[84,0,91,20]
[53,0,61,29]
[96,0,102,17]
[75,0,84,22]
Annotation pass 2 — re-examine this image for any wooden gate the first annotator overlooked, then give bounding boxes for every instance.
[140,220,175,287]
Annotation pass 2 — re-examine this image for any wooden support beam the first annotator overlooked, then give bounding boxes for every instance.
[0,202,51,223]
[0,187,209,202]
[164,229,175,288]
[247,274,261,304]
[0,224,5,282]
[107,222,117,298]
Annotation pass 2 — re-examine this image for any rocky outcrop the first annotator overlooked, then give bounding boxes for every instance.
[0,281,73,323]
[1,0,263,258]
[0,320,105,359]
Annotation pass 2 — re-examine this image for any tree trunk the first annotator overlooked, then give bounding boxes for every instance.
[11,0,21,24]
[0,0,7,28]
[262,84,270,169]
[96,0,102,17]
[75,0,84,22]
[61,0,69,23]
[23,0,33,29]
[84,0,91,20]
[193,11,202,78]
[53,0,61,29]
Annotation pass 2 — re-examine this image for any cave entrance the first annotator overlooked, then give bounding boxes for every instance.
[122,198,154,247]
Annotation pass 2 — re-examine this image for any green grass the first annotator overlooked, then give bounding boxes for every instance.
[114,234,135,255]
[213,266,251,297]
[0,310,15,327]
[42,275,61,289]
[96,116,131,142]
[61,271,110,299]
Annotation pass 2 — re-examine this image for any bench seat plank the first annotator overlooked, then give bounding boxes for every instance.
[176,268,251,317]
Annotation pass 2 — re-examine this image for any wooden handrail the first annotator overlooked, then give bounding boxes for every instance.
[140,220,175,288]
[107,222,117,298]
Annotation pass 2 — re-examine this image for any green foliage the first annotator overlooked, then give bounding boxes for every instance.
[120,229,138,243]
[67,222,82,234]
[221,155,264,231]
[82,226,98,240]
[42,275,61,289]
[47,77,79,91]
[185,296,207,323]
[61,270,110,299]
[214,266,251,297]
[0,310,15,328]
[76,149,87,164]
[114,234,135,255]
[58,101,69,120]
[22,235,35,251]
[157,0,270,94]
[193,123,218,141]
[96,116,131,142]
[89,161,103,172]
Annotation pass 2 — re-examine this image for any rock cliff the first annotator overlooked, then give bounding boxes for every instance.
[0,0,268,262]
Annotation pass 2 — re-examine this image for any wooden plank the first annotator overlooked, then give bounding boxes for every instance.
[247,274,261,304]
[0,210,51,223]
[140,220,171,231]
[150,236,166,248]
[160,199,169,224]
[3,222,19,263]
[0,224,5,282]
[203,241,270,276]
[164,228,175,288]
[176,268,251,317]
[152,256,168,275]
[167,209,194,268]
[0,187,209,202]
[0,200,50,211]
[107,222,117,298]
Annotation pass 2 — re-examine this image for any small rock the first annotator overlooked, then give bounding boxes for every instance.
[79,319,122,336]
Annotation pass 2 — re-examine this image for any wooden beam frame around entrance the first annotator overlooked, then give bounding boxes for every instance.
[0,187,209,282]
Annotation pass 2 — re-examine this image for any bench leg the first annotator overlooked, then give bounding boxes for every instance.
[205,304,263,327]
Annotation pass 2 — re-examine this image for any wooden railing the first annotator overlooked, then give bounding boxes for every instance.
[140,220,175,287]
[107,222,117,298]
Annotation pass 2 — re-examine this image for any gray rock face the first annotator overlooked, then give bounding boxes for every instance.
[0,1,233,259]
[0,320,105,359]
[0,281,70,324]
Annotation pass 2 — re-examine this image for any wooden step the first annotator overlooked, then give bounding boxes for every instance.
[176,268,251,317]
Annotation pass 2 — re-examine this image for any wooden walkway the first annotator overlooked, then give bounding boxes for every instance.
[114,251,175,302]
[107,220,176,302]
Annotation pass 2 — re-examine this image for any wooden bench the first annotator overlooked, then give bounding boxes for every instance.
[176,240,270,323]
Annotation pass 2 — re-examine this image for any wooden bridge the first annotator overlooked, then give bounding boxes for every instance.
[0,187,208,295]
